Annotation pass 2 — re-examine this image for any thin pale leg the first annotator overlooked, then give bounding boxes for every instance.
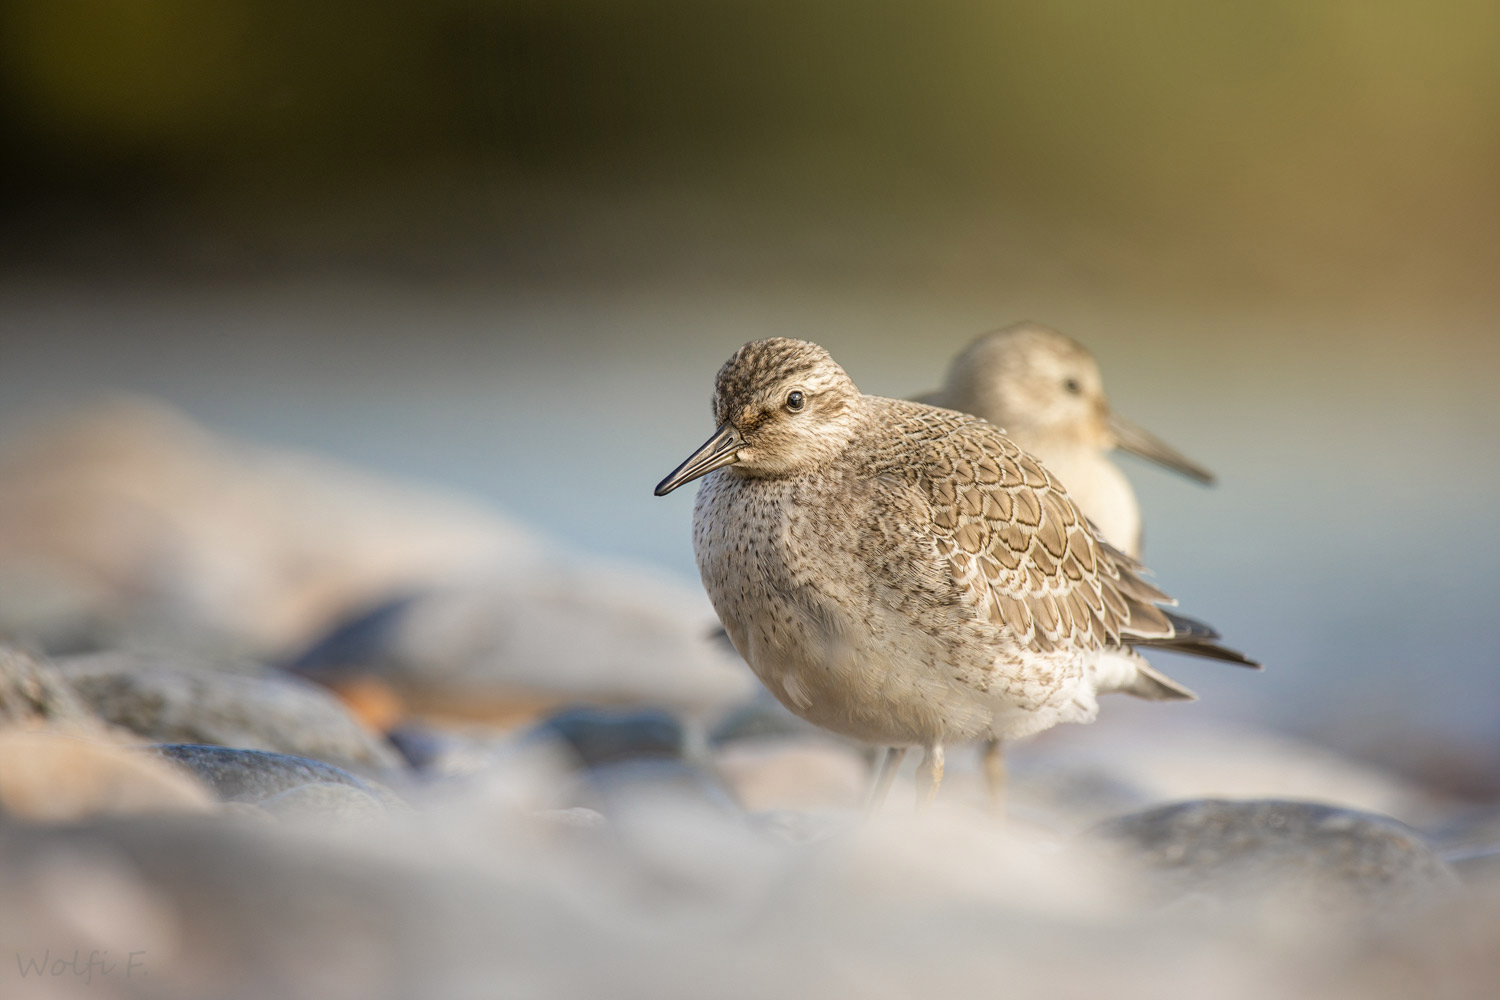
[864,746,907,816]
[982,738,1007,818]
[916,744,945,809]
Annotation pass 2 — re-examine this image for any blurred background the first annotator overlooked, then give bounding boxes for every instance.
[0,1,1497,790]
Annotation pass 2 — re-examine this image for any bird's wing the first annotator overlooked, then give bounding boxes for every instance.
[917,419,1180,655]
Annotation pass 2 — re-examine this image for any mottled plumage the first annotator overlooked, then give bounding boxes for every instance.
[917,322,1215,558]
[656,338,1256,804]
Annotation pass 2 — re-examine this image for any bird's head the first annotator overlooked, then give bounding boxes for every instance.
[942,323,1110,447]
[941,322,1215,484]
[654,338,864,495]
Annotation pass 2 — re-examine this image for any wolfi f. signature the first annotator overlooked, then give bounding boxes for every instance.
[16,949,146,984]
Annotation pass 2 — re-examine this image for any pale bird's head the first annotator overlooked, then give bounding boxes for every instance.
[655,338,864,495]
[940,323,1109,445]
[937,322,1215,485]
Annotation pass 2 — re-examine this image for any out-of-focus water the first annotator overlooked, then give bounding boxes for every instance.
[1,273,1496,780]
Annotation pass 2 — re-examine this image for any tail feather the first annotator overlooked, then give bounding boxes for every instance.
[1126,660,1198,701]
[1142,638,1262,668]
[1128,609,1262,668]
[1096,650,1198,701]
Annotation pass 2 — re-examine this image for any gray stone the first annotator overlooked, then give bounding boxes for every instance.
[284,565,755,725]
[53,652,403,775]
[1090,798,1458,909]
[1428,804,1500,855]
[148,744,403,813]
[256,782,389,823]
[710,691,834,746]
[575,758,740,818]
[1427,807,1500,882]
[1441,843,1500,883]
[533,706,684,767]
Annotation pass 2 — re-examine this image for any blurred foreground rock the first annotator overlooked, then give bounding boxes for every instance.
[0,781,1496,1000]
[149,744,404,816]
[1092,798,1458,911]
[290,568,755,728]
[0,645,98,732]
[52,651,403,775]
[717,737,869,812]
[0,397,752,729]
[1005,717,1436,830]
[0,397,534,654]
[0,730,214,822]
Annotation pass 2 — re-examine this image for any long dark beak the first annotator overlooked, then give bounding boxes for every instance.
[1108,413,1216,486]
[654,424,743,496]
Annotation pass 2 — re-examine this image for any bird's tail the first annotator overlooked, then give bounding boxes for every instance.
[1129,609,1262,669]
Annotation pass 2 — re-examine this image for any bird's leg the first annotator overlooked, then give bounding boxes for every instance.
[916,744,945,809]
[982,739,1007,819]
[864,746,907,817]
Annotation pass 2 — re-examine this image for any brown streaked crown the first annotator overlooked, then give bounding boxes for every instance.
[712,338,855,424]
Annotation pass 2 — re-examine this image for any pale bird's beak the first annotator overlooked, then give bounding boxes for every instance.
[654,423,743,496]
[1108,413,1216,486]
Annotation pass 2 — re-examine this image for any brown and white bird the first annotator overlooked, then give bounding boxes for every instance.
[655,338,1256,808]
[918,323,1222,800]
[917,322,1215,559]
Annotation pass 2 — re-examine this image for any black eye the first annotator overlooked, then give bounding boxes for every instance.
[786,390,805,412]
[1063,378,1081,395]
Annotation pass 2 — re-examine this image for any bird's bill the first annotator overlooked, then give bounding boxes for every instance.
[654,424,743,496]
[1108,413,1217,485]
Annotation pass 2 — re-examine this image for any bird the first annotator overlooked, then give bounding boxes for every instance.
[916,322,1215,559]
[917,322,1221,801]
[654,338,1257,809]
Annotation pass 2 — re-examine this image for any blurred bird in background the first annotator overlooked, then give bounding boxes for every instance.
[917,322,1216,559]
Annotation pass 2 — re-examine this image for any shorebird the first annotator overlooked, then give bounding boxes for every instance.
[917,322,1214,559]
[918,323,1220,800]
[655,338,1256,809]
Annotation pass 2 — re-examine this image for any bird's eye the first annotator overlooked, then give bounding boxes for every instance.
[786,390,806,412]
[1063,378,1082,395]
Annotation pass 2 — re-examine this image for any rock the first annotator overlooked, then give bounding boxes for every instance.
[749,809,852,845]
[0,730,213,821]
[0,398,752,717]
[289,565,756,727]
[536,806,608,831]
[710,691,833,745]
[0,564,117,655]
[1426,804,1500,855]
[1011,716,1434,828]
[286,594,421,676]
[1425,806,1500,882]
[534,706,684,767]
[1442,844,1500,883]
[148,744,403,812]
[385,723,457,771]
[255,783,390,823]
[0,781,1493,999]
[0,645,100,732]
[381,723,558,780]
[0,397,535,655]
[716,737,869,812]
[1090,798,1458,910]
[573,759,741,819]
[51,651,404,775]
